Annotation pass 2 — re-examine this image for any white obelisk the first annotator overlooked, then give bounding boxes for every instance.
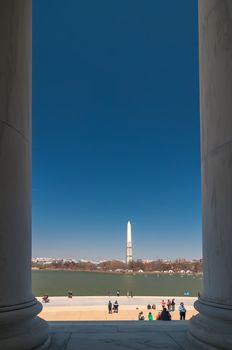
[126,221,133,264]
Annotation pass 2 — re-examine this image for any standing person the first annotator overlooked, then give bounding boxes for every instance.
[171,298,175,311]
[179,302,186,320]
[108,300,112,314]
[161,299,166,309]
[148,312,153,321]
[167,299,171,311]
[116,289,120,297]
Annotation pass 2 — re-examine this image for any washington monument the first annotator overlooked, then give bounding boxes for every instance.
[126,221,133,264]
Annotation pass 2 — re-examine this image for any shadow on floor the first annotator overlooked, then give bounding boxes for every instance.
[47,320,193,350]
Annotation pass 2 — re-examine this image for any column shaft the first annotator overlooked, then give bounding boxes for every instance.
[0,1,49,349]
[189,1,232,349]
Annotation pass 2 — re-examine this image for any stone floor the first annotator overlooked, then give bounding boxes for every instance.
[47,321,194,350]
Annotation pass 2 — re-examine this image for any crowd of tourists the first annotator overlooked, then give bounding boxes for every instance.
[107,295,187,321]
[141,299,187,321]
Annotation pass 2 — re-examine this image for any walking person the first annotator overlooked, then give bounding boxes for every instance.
[171,298,175,311]
[179,302,186,320]
[108,300,112,314]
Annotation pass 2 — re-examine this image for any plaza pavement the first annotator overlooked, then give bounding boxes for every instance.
[38,296,197,322]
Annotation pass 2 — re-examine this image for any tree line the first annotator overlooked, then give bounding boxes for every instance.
[32,258,202,274]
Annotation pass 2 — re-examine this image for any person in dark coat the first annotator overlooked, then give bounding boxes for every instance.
[167,299,171,311]
[159,307,171,321]
[171,298,175,311]
[108,300,112,314]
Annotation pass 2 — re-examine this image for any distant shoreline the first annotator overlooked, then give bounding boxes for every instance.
[32,268,203,276]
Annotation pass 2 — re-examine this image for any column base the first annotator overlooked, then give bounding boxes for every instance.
[0,299,50,350]
[188,298,232,350]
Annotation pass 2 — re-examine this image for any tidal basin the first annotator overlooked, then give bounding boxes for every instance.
[32,270,202,297]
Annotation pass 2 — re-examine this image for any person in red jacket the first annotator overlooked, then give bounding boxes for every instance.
[161,299,166,309]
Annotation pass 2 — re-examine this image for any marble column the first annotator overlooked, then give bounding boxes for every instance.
[188,1,232,349]
[0,1,49,349]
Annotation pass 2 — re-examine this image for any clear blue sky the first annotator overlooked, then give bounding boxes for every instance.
[32,0,201,261]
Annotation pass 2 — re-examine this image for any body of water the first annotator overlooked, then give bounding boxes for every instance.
[32,270,202,296]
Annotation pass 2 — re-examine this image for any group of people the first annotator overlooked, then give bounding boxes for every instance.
[161,299,186,320]
[108,300,119,313]
[42,290,73,303]
[147,299,176,312]
[139,308,171,321]
[161,299,176,311]
[140,299,187,321]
